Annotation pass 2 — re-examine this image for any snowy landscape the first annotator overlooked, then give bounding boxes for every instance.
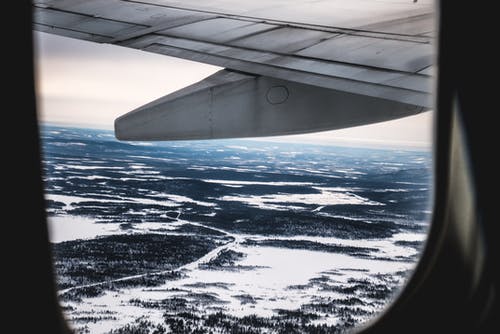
[41,125,431,333]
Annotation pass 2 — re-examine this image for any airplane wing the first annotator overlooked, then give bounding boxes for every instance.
[33,0,435,141]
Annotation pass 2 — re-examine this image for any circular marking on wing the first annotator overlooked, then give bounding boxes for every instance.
[266,85,289,105]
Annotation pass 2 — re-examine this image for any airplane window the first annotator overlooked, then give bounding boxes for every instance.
[34,1,435,333]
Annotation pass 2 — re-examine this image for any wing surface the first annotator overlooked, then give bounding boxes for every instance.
[33,0,435,140]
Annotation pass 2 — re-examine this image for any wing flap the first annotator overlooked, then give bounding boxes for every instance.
[297,35,433,73]
[229,27,337,54]
[135,36,431,107]
[157,18,277,44]
[34,7,147,43]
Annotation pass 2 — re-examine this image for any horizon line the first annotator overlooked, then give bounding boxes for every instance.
[40,121,432,152]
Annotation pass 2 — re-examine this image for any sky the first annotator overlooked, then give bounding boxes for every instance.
[34,32,433,150]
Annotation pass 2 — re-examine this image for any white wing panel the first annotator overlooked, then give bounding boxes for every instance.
[33,1,434,108]
[33,0,435,140]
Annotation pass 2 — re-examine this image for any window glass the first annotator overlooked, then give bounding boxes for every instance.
[35,1,434,332]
